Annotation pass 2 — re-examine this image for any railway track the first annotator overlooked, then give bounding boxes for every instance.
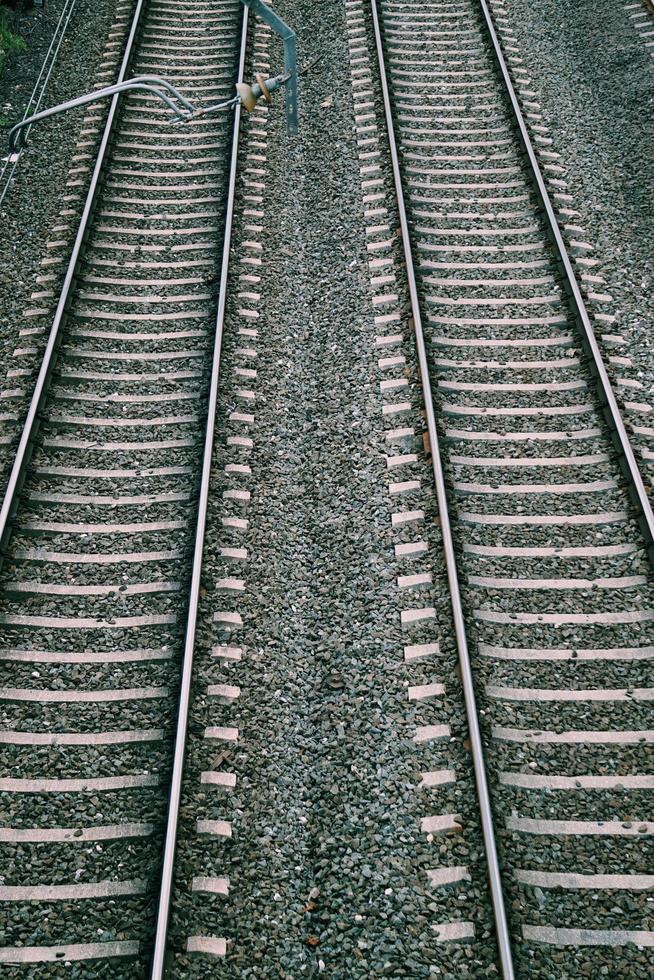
[344,0,654,975]
[627,0,654,50]
[0,0,249,971]
[1,0,653,975]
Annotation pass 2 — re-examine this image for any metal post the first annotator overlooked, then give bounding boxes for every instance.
[239,0,298,133]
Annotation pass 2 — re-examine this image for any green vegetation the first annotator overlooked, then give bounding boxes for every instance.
[0,13,26,78]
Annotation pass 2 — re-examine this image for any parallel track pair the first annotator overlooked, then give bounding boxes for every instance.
[0,0,248,971]
[1,0,653,975]
[369,0,654,974]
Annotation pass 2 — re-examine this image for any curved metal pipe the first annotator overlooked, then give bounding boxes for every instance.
[127,75,195,111]
[8,77,194,152]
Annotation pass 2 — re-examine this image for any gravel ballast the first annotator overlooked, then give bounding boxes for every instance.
[164,0,499,975]
[486,0,654,491]
[2,0,653,974]
[375,0,654,975]
[0,0,242,973]
[0,0,126,479]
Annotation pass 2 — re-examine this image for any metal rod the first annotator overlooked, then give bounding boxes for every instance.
[478,0,654,563]
[367,1,516,976]
[8,76,193,152]
[171,93,240,121]
[148,7,249,977]
[0,0,147,560]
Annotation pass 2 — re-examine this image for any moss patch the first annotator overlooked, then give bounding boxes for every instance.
[0,12,26,78]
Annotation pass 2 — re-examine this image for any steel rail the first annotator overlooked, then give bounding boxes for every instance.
[0,0,147,560]
[368,0,516,976]
[478,0,654,564]
[149,7,249,977]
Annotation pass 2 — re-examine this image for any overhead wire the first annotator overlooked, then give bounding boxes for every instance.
[0,0,79,205]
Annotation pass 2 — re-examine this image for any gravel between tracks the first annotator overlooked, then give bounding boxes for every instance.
[3,0,653,974]
[165,0,498,975]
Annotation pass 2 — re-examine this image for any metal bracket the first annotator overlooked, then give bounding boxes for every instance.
[7,76,194,153]
[7,3,299,150]
[239,0,298,134]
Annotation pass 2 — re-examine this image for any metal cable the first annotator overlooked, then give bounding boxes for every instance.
[0,0,147,558]
[1,0,79,204]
